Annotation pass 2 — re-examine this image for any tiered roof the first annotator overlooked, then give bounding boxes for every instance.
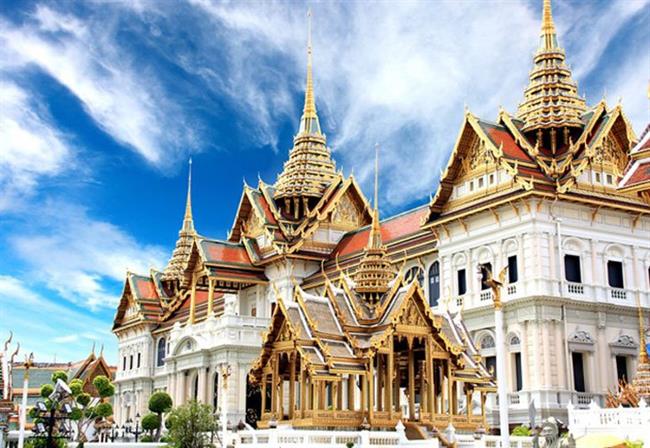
[619,124,650,195]
[274,13,339,215]
[516,0,586,134]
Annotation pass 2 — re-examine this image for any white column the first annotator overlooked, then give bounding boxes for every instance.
[198,368,208,404]
[495,306,510,447]
[17,369,29,448]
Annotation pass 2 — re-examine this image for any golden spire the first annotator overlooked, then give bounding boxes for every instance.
[298,8,321,135]
[541,0,556,45]
[162,158,197,281]
[183,157,195,233]
[354,144,394,308]
[274,9,338,216]
[516,0,586,135]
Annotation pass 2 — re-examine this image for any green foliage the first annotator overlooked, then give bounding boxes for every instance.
[140,435,154,442]
[25,437,67,448]
[94,402,113,418]
[76,392,91,406]
[511,425,532,436]
[51,371,68,384]
[149,391,173,414]
[166,401,217,448]
[69,408,83,421]
[92,376,115,398]
[165,414,177,431]
[69,379,84,396]
[142,413,161,432]
[40,384,54,398]
[28,408,39,419]
[346,443,355,448]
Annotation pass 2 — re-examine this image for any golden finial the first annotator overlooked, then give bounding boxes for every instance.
[183,157,195,233]
[298,8,321,135]
[369,143,382,250]
[541,0,556,37]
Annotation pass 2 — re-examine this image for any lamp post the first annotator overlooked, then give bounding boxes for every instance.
[480,266,510,448]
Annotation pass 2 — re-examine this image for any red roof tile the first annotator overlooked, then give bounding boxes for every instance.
[134,278,158,299]
[486,127,533,163]
[201,240,253,265]
[333,206,428,258]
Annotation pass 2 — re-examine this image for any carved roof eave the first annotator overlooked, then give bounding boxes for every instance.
[423,111,528,225]
[112,273,147,331]
[283,177,373,256]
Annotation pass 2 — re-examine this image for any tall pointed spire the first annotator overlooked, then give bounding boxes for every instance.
[298,8,321,135]
[355,144,394,308]
[182,158,195,233]
[162,158,197,282]
[274,9,338,218]
[517,0,586,138]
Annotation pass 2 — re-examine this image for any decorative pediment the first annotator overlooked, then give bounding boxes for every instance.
[569,330,594,345]
[331,192,362,228]
[243,208,265,237]
[459,139,497,175]
[610,334,638,349]
[591,134,628,176]
[277,321,295,342]
[397,298,428,329]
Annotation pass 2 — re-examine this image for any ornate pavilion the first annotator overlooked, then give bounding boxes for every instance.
[111,0,650,441]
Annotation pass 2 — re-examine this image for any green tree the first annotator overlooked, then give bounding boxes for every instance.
[141,413,161,437]
[166,401,217,448]
[148,391,173,442]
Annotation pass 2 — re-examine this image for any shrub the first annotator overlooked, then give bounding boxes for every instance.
[140,435,154,442]
[149,391,173,414]
[69,379,84,396]
[166,401,217,448]
[76,393,91,407]
[142,413,161,433]
[95,402,113,418]
[40,384,54,398]
[51,371,67,384]
[92,376,114,398]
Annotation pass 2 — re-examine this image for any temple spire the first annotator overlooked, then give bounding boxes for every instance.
[516,0,586,137]
[274,9,338,217]
[355,144,394,309]
[182,158,195,234]
[541,0,557,48]
[298,8,321,135]
[161,158,197,282]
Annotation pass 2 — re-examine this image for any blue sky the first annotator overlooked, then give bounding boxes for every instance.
[0,0,648,365]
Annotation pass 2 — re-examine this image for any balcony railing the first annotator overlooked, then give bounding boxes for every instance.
[507,284,517,295]
[610,288,627,300]
[480,290,493,302]
[567,282,584,295]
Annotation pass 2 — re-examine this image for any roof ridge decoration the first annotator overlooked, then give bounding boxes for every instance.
[354,144,395,311]
[274,9,339,219]
[516,0,587,137]
[162,159,197,281]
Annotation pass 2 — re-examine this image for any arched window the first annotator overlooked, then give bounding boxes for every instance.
[156,338,166,367]
[405,266,424,287]
[428,261,440,307]
[481,335,495,349]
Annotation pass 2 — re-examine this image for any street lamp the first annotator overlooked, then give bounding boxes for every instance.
[478,265,510,448]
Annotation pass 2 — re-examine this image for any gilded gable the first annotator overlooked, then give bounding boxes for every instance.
[591,134,628,176]
[242,209,264,238]
[459,138,496,178]
[331,193,362,228]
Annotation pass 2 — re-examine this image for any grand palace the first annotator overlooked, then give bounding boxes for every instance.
[111,0,650,439]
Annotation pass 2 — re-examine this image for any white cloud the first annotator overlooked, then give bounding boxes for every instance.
[0,6,198,166]
[0,81,71,212]
[10,201,167,310]
[0,275,116,362]
[187,0,648,206]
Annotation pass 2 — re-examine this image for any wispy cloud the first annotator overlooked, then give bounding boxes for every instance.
[0,5,198,166]
[0,275,114,362]
[10,201,167,310]
[0,81,71,212]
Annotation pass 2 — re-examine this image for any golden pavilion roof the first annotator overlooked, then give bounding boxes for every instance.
[162,160,197,281]
[274,12,338,203]
[516,0,587,133]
